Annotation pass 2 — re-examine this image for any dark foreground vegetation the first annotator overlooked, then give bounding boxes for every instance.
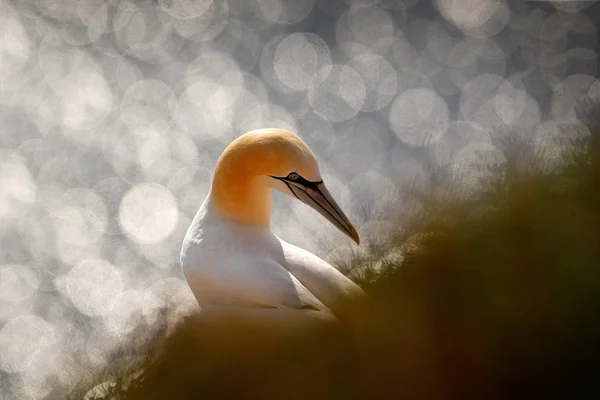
[73,124,600,400]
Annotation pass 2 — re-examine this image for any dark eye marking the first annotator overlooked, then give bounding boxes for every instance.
[269,172,323,189]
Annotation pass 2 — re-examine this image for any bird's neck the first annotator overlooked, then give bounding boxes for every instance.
[210,169,272,228]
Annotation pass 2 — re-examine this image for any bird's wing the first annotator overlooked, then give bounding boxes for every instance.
[279,239,367,313]
[185,251,329,312]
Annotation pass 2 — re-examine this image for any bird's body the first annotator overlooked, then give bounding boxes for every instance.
[181,129,365,323]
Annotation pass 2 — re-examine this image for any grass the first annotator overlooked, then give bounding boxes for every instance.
[70,121,600,400]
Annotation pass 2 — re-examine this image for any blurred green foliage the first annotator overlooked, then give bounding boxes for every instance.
[73,127,600,400]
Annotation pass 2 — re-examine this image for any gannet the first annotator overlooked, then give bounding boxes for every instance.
[181,129,365,325]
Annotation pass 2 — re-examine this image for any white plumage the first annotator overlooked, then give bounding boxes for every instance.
[181,129,365,323]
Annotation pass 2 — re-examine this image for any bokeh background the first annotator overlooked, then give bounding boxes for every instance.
[1,0,600,398]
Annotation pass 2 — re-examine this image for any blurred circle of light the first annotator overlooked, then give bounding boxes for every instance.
[119,183,179,244]
[552,0,595,13]
[22,345,68,400]
[459,73,505,120]
[432,120,491,167]
[330,117,387,177]
[158,0,213,19]
[550,74,599,122]
[256,0,315,24]
[0,265,39,303]
[297,112,336,157]
[396,68,434,94]
[114,1,185,64]
[64,259,123,317]
[348,53,397,112]
[238,102,298,134]
[378,0,420,11]
[58,68,114,132]
[137,129,172,182]
[121,79,177,134]
[273,33,332,92]
[104,290,146,336]
[186,51,245,110]
[388,146,430,190]
[566,48,598,77]
[534,120,591,163]
[392,21,445,77]
[435,0,508,37]
[143,277,197,326]
[453,142,506,191]
[336,4,394,56]
[308,64,366,123]
[75,0,108,43]
[389,88,449,147]
[167,0,229,42]
[0,315,56,374]
[209,20,262,72]
[495,85,541,132]
[0,1,31,82]
[0,153,37,222]
[175,84,234,143]
[50,190,108,248]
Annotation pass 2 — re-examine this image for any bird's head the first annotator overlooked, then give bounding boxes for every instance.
[213,128,360,245]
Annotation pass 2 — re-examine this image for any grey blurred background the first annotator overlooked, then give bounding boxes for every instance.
[0,0,599,398]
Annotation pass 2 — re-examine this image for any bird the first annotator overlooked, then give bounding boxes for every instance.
[180,128,366,328]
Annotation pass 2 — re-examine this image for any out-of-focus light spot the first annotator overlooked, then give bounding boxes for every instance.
[551,74,599,121]
[22,345,68,400]
[168,0,229,42]
[308,64,366,123]
[534,120,591,163]
[158,0,213,20]
[0,153,36,222]
[552,0,595,13]
[77,0,108,41]
[432,121,491,167]
[93,177,131,235]
[389,88,449,146]
[396,68,434,94]
[115,2,185,64]
[119,183,179,244]
[64,259,123,317]
[209,20,261,72]
[0,2,31,81]
[58,69,114,132]
[388,146,430,189]
[137,130,172,182]
[379,0,420,11]
[459,73,505,120]
[143,277,197,326]
[349,171,397,219]
[297,112,335,158]
[273,33,331,92]
[436,0,508,38]
[453,142,506,190]
[348,53,397,112]
[49,189,108,248]
[336,4,394,55]
[0,265,39,303]
[256,0,314,24]
[330,117,387,177]
[121,79,177,134]
[238,102,298,134]
[0,315,56,373]
[104,290,145,336]
[495,85,541,132]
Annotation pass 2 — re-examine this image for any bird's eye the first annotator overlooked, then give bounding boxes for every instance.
[288,173,300,181]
